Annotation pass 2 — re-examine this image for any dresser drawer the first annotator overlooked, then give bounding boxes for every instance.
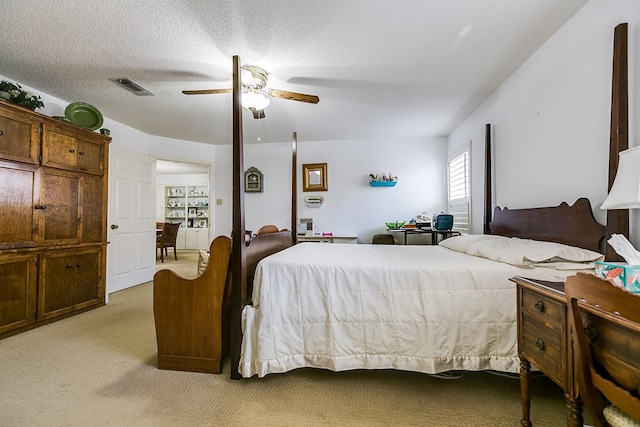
[520,312,565,385]
[521,288,563,325]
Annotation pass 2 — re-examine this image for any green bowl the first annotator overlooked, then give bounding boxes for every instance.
[385,221,405,229]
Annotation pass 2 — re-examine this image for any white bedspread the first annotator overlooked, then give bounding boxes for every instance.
[239,243,583,378]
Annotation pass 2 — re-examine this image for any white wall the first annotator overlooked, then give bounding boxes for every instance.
[448,0,639,246]
[214,137,447,244]
[3,74,446,245]
[0,77,157,154]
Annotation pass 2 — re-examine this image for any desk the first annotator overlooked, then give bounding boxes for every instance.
[297,235,358,244]
[510,276,582,427]
[388,228,460,245]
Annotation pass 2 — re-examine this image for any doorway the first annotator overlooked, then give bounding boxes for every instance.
[156,160,212,254]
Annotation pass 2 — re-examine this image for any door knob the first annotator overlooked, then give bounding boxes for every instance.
[110,224,119,229]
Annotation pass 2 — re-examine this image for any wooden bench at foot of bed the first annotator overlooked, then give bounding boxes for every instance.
[153,235,232,374]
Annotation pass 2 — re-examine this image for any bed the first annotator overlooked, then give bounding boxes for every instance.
[227,26,629,379]
[239,235,606,378]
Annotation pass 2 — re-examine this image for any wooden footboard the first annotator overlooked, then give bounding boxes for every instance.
[245,230,294,305]
[153,235,232,374]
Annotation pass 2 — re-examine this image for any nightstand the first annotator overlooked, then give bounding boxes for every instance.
[510,276,583,427]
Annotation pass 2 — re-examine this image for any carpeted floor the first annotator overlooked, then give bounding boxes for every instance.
[0,251,584,426]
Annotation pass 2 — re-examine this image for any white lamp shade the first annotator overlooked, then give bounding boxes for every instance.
[601,146,640,209]
[242,91,270,111]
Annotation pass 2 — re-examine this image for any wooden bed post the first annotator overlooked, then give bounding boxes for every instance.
[292,132,298,244]
[606,23,629,261]
[230,55,246,379]
[484,123,492,235]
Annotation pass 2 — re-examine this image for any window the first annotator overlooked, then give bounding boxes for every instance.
[448,148,471,234]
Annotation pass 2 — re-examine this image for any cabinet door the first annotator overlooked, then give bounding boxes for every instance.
[176,229,186,250]
[34,169,105,245]
[187,228,209,249]
[185,229,209,250]
[41,122,105,175]
[80,174,105,243]
[185,229,198,249]
[76,137,104,174]
[73,249,102,305]
[38,247,103,321]
[0,161,37,249]
[34,168,81,246]
[0,104,39,165]
[0,252,37,335]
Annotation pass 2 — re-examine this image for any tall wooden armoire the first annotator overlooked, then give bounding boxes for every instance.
[0,101,110,338]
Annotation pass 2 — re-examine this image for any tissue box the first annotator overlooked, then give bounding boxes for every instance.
[594,261,640,293]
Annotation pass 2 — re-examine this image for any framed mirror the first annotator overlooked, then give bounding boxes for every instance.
[302,163,328,192]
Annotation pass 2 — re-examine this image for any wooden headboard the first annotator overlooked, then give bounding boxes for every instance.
[489,198,606,253]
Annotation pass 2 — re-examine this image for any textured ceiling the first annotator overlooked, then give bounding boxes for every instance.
[0,0,588,145]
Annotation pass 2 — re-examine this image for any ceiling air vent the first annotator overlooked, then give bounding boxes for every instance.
[111,78,155,96]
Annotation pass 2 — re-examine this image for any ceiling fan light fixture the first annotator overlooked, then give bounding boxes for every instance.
[242,90,270,112]
[241,65,268,90]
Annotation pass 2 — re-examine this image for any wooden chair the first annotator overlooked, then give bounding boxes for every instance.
[153,235,232,373]
[156,222,181,262]
[255,224,280,236]
[565,273,640,427]
[372,233,395,245]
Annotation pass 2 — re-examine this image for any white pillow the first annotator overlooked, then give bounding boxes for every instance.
[440,234,604,270]
[197,250,210,277]
[438,234,507,253]
[470,237,604,267]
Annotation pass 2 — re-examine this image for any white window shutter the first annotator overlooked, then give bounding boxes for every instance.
[448,150,471,234]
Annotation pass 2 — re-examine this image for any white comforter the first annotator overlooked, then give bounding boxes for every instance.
[239,241,596,378]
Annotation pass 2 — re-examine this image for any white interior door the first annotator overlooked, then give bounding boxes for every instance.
[106,147,156,295]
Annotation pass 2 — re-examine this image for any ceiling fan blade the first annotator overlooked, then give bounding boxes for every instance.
[252,109,265,119]
[267,89,319,104]
[182,88,232,95]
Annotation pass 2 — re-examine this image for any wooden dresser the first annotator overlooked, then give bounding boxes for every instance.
[0,101,110,338]
[511,276,583,427]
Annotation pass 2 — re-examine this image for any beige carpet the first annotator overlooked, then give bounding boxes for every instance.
[0,251,583,426]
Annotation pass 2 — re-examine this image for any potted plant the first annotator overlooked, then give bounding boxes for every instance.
[11,90,44,110]
[0,79,44,110]
[0,80,19,102]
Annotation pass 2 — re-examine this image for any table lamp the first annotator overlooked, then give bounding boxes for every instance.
[601,146,640,210]
[601,146,640,263]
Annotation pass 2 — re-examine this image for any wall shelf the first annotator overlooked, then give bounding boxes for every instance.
[369,181,397,187]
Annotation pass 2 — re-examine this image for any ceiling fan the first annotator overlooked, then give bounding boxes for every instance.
[182,65,319,119]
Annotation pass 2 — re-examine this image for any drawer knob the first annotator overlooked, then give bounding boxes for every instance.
[0,130,4,136]
[66,264,73,269]
[534,300,545,313]
[585,322,600,341]
[535,338,546,351]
